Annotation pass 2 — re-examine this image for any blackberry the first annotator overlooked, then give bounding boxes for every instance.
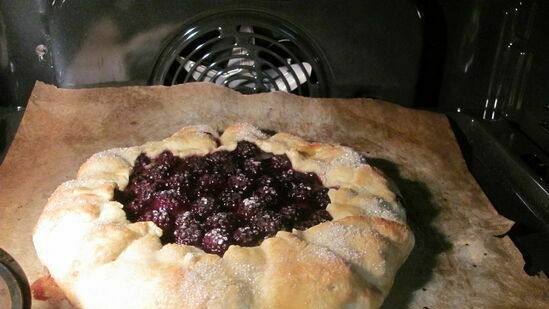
[288,182,313,202]
[257,175,275,187]
[233,226,259,245]
[234,141,260,159]
[243,158,263,176]
[237,196,263,219]
[133,153,151,173]
[279,204,300,224]
[251,211,286,238]
[219,189,242,210]
[207,150,231,164]
[314,188,331,208]
[205,212,237,231]
[295,210,332,231]
[152,190,182,214]
[164,171,192,192]
[174,223,203,246]
[184,156,210,176]
[174,210,200,227]
[191,196,219,219]
[116,140,333,256]
[252,185,278,208]
[139,208,171,230]
[197,173,225,193]
[270,154,292,171]
[130,178,157,201]
[202,228,230,255]
[227,173,252,193]
[309,209,332,224]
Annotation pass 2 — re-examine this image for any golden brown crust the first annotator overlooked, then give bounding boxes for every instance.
[33,123,414,309]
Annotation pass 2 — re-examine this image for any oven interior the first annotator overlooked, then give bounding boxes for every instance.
[0,0,547,284]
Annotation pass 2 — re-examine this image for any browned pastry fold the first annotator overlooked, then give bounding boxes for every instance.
[33,123,414,309]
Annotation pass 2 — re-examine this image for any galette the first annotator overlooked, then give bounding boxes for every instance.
[33,123,414,309]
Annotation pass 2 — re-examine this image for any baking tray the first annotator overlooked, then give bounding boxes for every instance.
[0,82,547,308]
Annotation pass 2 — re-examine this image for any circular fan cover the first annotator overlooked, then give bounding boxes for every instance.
[151,11,328,97]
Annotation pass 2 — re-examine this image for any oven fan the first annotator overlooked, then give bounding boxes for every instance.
[151,13,328,97]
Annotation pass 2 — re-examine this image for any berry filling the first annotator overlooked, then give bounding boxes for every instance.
[114,141,332,255]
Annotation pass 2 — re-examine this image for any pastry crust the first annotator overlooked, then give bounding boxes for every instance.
[33,123,414,309]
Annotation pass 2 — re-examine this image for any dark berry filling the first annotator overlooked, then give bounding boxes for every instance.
[114,141,332,255]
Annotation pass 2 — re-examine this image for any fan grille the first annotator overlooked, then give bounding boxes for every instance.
[151,12,327,97]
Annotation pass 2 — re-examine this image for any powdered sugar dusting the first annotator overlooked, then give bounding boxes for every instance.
[335,196,403,223]
[192,124,219,137]
[233,123,268,142]
[307,242,342,263]
[178,258,249,307]
[306,222,365,262]
[90,146,135,159]
[178,260,220,306]
[332,146,363,167]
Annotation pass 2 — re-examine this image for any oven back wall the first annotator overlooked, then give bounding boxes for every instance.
[46,0,423,105]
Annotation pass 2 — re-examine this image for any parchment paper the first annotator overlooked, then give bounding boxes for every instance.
[0,81,547,308]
